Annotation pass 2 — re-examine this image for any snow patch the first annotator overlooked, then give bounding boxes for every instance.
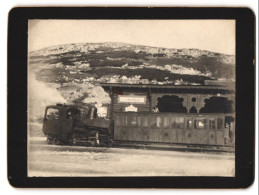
[83,86,110,104]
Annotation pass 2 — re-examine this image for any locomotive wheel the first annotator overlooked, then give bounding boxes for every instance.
[53,136,62,145]
[72,134,76,146]
[53,137,58,145]
[107,140,113,148]
[89,138,97,147]
[46,134,63,145]
[106,137,113,148]
[47,134,56,145]
[69,133,80,146]
[47,135,53,145]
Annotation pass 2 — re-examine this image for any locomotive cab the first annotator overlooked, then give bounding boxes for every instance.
[42,104,81,143]
[42,104,111,146]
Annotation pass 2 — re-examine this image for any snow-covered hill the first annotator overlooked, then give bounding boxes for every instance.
[31,42,234,64]
[30,42,235,83]
[28,42,235,121]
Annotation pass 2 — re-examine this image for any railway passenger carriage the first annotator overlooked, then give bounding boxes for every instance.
[114,112,234,146]
[101,82,235,148]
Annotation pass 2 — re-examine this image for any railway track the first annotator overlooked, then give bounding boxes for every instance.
[110,141,234,154]
[29,136,234,154]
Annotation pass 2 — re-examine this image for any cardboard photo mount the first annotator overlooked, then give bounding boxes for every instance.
[7,7,255,188]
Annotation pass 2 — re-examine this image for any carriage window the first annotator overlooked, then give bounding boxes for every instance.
[150,116,162,128]
[46,108,59,120]
[142,116,149,127]
[116,115,122,126]
[124,116,128,126]
[150,116,157,128]
[209,118,216,129]
[157,116,162,128]
[74,109,81,118]
[217,118,223,129]
[66,109,73,119]
[194,119,207,129]
[127,115,137,126]
[69,109,81,120]
[172,117,184,129]
[137,116,142,126]
[78,107,89,120]
[163,117,170,128]
[186,119,193,129]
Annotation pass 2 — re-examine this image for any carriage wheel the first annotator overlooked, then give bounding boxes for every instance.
[107,137,113,148]
[107,140,113,148]
[71,133,76,145]
[56,137,61,145]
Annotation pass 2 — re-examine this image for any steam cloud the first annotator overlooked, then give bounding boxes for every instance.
[28,73,66,121]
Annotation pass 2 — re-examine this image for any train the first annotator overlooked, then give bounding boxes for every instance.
[42,103,235,149]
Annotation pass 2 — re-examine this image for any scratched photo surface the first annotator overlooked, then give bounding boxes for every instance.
[28,20,235,177]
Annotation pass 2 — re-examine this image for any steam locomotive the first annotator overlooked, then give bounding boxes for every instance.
[43,104,112,146]
[42,103,235,149]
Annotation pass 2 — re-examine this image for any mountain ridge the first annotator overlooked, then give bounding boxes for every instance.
[29,42,235,86]
[28,42,236,116]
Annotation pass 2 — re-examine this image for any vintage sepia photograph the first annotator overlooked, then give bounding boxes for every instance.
[27,19,236,177]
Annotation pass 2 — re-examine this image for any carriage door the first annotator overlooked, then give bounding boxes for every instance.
[185,117,195,144]
[208,117,216,145]
[225,116,235,145]
[194,118,209,145]
[161,115,170,143]
[215,117,224,145]
[114,114,128,141]
[141,115,150,142]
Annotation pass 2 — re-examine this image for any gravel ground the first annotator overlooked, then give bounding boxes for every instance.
[28,136,235,177]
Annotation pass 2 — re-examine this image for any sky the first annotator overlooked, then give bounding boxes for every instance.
[28,20,235,55]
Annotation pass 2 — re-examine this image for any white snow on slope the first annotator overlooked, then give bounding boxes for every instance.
[105,63,211,77]
[83,86,110,104]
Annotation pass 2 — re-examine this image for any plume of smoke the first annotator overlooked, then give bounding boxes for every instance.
[28,73,66,122]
